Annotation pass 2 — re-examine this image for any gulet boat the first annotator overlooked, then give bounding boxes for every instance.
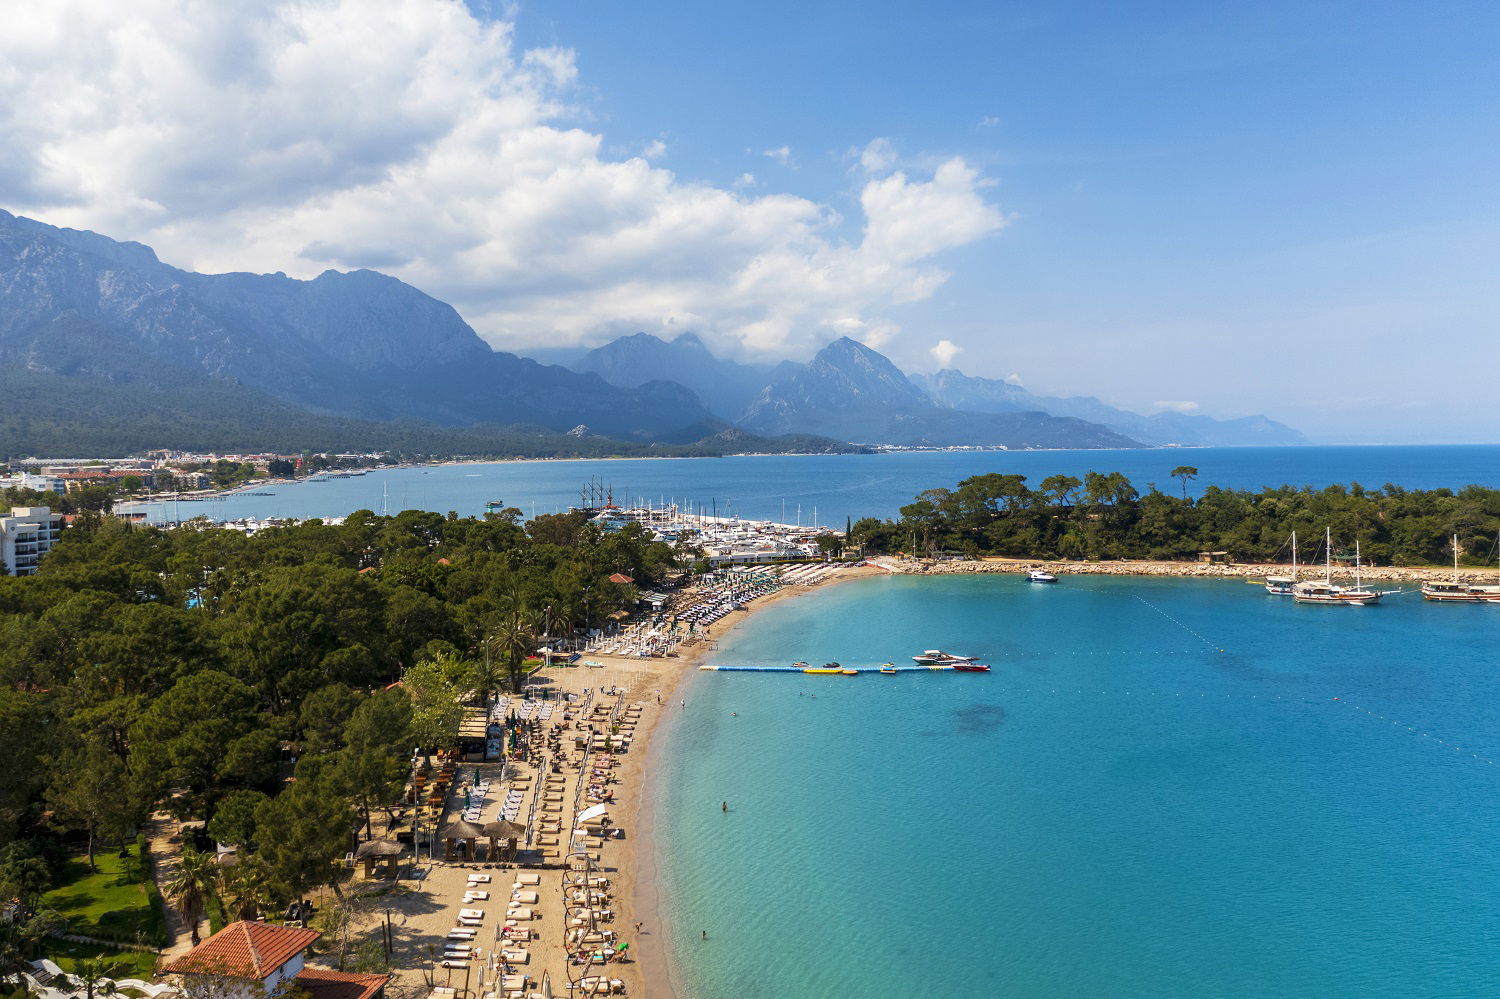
[1422,534,1500,602]
[1293,529,1385,606]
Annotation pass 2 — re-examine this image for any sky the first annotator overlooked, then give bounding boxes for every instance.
[2,0,1497,442]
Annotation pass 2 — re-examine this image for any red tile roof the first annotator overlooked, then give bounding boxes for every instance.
[296,967,390,999]
[608,573,634,584]
[162,921,321,979]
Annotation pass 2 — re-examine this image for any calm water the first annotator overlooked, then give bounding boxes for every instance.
[129,445,1500,524]
[652,575,1500,998]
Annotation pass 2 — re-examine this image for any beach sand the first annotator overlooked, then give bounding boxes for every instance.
[357,563,881,999]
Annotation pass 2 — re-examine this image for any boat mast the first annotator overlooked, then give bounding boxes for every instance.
[1291,530,1297,581]
[1325,526,1332,585]
[1452,533,1460,583]
[1355,538,1363,591]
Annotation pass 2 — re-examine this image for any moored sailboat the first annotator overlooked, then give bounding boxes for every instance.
[1422,534,1500,603]
[1265,530,1298,595]
[1293,528,1385,606]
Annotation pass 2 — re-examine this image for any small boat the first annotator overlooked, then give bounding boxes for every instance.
[879,663,897,674]
[1026,569,1058,584]
[911,650,976,665]
[791,661,810,669]
[951,662,990,672]
[803,663,845,674]
[840,668,860,676]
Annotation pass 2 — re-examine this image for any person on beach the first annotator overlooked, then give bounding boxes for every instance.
[722,801,727,812]
[702,930,707,940]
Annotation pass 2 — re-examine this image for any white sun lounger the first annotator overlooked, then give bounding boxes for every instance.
[464,891,490,902]
[515,873,541,887]
[511,891,539,905]
[460,908,485,919]
[467,874,492,884]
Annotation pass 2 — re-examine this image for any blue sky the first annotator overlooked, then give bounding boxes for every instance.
[3,1,1496,442]
[512,0,1500,441]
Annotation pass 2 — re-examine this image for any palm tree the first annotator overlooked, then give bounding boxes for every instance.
[493,601,538,694]
[219,855,278,922]
[164,848,220,945]
[71,956,120,999]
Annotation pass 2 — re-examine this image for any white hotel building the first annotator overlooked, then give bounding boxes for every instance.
[0,507,64,576]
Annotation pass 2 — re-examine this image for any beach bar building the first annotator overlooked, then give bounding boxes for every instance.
[162,921,388,999]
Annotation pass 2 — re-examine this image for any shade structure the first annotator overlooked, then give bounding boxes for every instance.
[441,818,486,840]
[482,819,527,841]
[354,839,404,859]
[576,804,608,823]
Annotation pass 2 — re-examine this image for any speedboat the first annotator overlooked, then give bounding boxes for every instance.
[911,650,975,665]
[840,668,860,675]
[803,663,845,674]
[879,663,898,674]
[951,662,990,672]
[1026,569,1058,584]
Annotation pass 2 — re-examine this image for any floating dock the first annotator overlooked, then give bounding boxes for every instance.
[699,663,958,673]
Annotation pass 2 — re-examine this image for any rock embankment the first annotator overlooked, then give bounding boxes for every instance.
[871,556,1497,584]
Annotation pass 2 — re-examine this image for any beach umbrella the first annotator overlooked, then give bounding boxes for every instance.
[577,803,608,823]
[482,819,526,841]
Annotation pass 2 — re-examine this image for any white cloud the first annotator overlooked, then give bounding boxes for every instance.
[642,139,667,160]
[1153,400,1201,413]
[977,116,1001,129]
[0,0,1005,358]
[929,338,962,369]
[858,137,897,174]
[732,173,757,189]
[761,146,793,167]
[1004,372,1024,386]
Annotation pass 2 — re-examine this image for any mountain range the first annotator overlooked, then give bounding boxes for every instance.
[570,332,1303,448]
[0,209,1301,456]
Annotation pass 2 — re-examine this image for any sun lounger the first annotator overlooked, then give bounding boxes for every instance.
[511,890,539,904]
[468,874,492,883]
[458,917,483,927]
[447,929,477,940]
[464,891,490,902]
[500,949,528,964]
[506,906,533,920]
[516,873,541,886]
[460,908,485,919]
[441,960,470,969]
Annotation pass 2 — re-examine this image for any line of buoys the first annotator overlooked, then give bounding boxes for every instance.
[1131,594,1227,653]
[1338,698,1500,771]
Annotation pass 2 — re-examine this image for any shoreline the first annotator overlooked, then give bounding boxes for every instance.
[876,555,1500,584]
[626,563,884,998]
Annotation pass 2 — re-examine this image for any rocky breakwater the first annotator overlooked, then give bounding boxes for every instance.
[875,556,1500,584]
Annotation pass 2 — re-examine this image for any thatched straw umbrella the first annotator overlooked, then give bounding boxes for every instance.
[354,838,404,878]
[441,818,486,860]
[482,819,527,860]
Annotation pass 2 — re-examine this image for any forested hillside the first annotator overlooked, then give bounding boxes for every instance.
[851,471,1500,566]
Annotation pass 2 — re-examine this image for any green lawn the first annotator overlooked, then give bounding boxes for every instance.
[41,849,167,949]
[48,940,158,982]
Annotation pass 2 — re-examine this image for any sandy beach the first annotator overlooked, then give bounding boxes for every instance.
[877,554,1500,584]
[352,562,881,999]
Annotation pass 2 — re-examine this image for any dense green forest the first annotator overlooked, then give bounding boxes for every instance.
[0,371,861,459]
[0,507,684,977]
[849,470,1500,566]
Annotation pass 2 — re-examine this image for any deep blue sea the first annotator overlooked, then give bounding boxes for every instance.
[652,575,1500,998]
[128,445,1500,525]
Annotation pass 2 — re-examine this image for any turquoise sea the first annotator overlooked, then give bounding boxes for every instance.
[652,575,1500,998]
[129,444,1500,525]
